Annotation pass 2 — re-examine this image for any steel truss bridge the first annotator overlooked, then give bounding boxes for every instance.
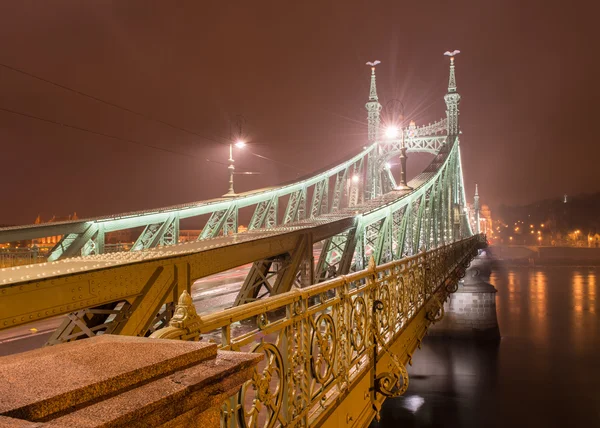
[0,56,483,425]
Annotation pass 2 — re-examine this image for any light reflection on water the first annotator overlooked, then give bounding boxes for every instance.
[372,265,599,427]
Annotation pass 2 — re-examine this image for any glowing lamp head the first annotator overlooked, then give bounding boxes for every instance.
[385,126,399,139]
[385,162,391,169]
[234,141,246,148]
[352,174,360,183]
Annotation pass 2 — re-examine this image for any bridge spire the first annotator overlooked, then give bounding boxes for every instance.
[474,183,480,234]
[443,51,461,137]
[365,61,382,143]
[448,56,457,93]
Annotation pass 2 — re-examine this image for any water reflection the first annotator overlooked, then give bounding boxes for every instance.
[373,265,599,427]
[529,270,547,345]
[372,338,500,427]
[589,273,596,315]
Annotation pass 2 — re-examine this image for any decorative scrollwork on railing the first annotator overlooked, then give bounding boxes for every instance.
[310,314,336,384]
[370,298,410,421]
[425,295,444,323]
[376,283,391,331]
[374,363,409,397]
[150,236,484,428]
[445,280,459,293]
[256,313,269,330]
[239,342,285,428]
[350,296,368,352]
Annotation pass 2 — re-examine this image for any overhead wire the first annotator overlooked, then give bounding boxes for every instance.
[0,62,229,148]
[0,106,204,160]
[0,61,307,174]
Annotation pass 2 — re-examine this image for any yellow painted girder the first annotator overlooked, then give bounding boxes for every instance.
[0,218,354,331]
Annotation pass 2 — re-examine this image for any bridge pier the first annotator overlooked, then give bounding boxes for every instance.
[429,250,500,340]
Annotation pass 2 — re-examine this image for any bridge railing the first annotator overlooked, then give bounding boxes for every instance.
[0,243,132,268]
[151,235,483,427]
[0,247,47,268]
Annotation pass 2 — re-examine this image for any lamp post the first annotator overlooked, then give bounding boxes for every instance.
[398,121,412,190]
[223,114,247,198]
[223,140,246,197]
[384,99,411,190]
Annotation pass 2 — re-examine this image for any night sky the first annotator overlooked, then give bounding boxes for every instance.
[1,1,597,226]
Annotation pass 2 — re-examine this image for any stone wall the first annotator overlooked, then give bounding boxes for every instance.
[0,335,261,427]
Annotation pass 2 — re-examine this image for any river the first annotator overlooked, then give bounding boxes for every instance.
[372,265,599,427]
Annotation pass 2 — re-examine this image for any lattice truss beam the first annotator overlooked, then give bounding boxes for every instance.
[0,111,452,262]
[316,139,470,282]
[47,262,191,344]
[234,234,313,305]
[0,147,375,260]
[236,138,468,302]
[0,139,472,348]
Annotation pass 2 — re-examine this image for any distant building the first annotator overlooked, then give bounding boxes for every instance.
[479,204,493,236]
[179,225,248,243]
[179,230,201,243]
[33,213,78,246]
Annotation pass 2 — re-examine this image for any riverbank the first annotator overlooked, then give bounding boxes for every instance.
[490,245,600,266]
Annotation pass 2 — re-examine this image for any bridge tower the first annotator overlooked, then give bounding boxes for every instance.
[444,55,461,137]
[474,183,481,234]
[365,63,382,200]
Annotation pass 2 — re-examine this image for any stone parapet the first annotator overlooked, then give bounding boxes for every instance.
[0,335,261,427]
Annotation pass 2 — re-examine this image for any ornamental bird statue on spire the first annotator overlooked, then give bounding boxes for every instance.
[444,50,460,57]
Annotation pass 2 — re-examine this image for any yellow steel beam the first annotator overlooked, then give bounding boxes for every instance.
[0,218,355,331]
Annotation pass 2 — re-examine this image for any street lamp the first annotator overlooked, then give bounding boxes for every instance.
[223,139,246,197]
[384,100,411,191]
[385,126,399,139]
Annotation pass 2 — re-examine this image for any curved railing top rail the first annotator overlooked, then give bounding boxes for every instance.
[201,234,481,331]
[402,117,447,137]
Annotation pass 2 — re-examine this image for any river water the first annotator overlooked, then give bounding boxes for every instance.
[372,265,599,427]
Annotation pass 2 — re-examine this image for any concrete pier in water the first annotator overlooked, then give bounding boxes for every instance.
[430,249,500,340]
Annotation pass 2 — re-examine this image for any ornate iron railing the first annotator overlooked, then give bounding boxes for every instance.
[403,118,447,137]
[151,235,483,427]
